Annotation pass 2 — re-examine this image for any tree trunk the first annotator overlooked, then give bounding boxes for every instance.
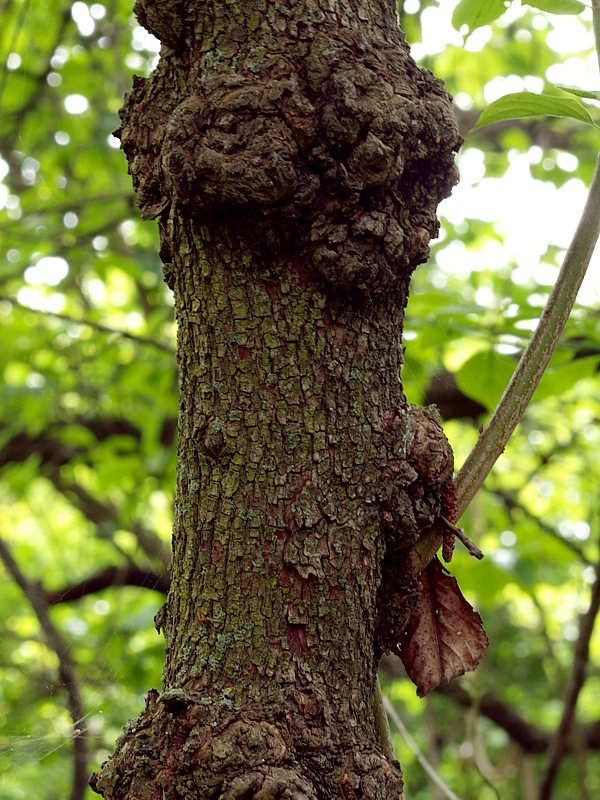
[90,0,461,797]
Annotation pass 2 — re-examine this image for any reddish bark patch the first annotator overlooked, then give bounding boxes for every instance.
[286,623,308,657]
[211,543,222,566]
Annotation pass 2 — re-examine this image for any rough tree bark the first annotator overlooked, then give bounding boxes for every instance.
[90,0,461,797]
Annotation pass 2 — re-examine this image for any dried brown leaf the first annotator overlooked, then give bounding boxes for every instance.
[397,557,488,696]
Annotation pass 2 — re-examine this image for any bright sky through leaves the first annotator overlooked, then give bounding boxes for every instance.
[413,0,600,302]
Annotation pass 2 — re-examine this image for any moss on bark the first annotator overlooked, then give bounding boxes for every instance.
[91,1,460,797]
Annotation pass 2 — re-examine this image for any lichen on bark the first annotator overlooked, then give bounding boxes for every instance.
[91,1,461,798]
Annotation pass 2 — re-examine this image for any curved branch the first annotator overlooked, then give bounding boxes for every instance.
[44,565,170,605]
[0,535,88,800]
[456,153,600,518]
[0,417,176,470]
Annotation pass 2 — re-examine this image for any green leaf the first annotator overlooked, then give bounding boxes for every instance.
[452,0,510,32]
[455,351,516,411]
[475,91,599,129]
[555,84,600,102]
[524,0,586,14]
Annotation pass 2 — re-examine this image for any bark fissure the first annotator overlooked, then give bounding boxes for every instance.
[91,1,461,797]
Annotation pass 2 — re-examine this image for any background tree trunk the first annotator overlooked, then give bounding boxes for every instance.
[91,0,460,797]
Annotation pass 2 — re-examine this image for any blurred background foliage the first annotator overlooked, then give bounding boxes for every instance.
[0,1,599,799]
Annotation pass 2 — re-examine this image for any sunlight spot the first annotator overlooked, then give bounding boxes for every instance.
[484,74,543,104]
[54,131,70,146]
[126,311,144,328]
[50,47,69,69]
[6,53,21,70]
[528,145,543,164]
[546,16,593,55]
[93,235,108,251]
[559,520,590,541]
[457,148,485,186]
[562,623,578,642]
[454,91,473,111]
[47,72,62,87]
[61,392,82,409]
[64,618,88,637]
[71,2,95,36]
[63,211,78,229]
[82,276,105,303]
[412,5,463,58]
[132,25,161,53]
[107,133,120,149]
[532,263,558,287]
[125,53,146,71]
[500,530,517,547]
[474,286,494,307]
[527,429,545,446]
[491,549,517,569]
[458,741,474,758]
[21,157,39,186]
[90,3,106,19]
[94,600,110,615]
[583,565,596,584]
[547,57,598,89]
[496,342,520,355]
[431,271,447,289]
[64,94,89,114]
[7,203,21,220]
[24,256,69,286]
[556,152,578,173]
[465,25,492,52]
[26,373,45,389]
[119,219,139,245]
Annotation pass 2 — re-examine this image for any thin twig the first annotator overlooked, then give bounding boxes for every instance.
[1,296,176,354]
[455,153,600,519]
[382,694,464,800]
[0,534,88,800]
[538,537,600,800]
[438,516,484,559]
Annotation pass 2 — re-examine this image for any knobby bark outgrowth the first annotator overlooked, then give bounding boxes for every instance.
[91,1,463,798]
